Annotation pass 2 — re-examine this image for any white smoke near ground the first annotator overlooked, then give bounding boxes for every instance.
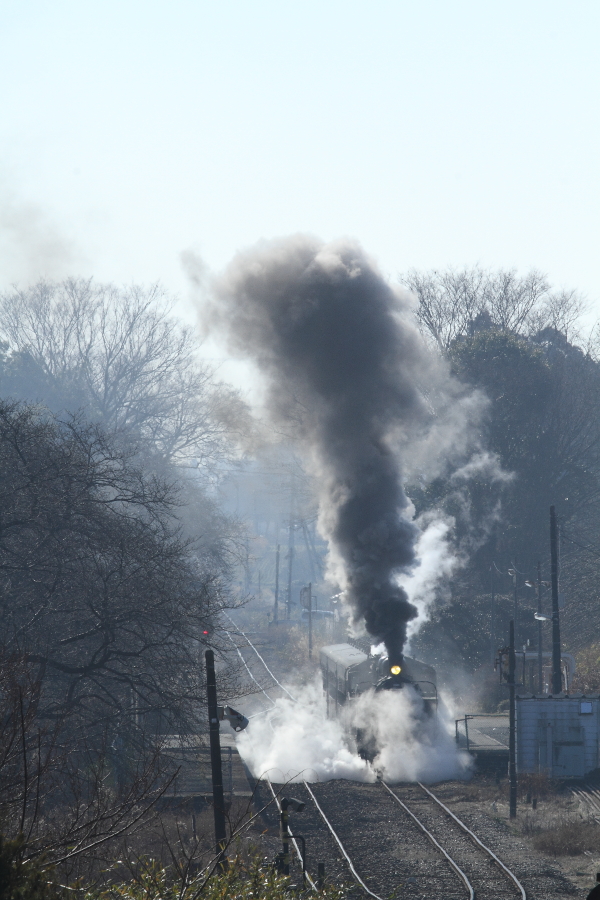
[237,676,471,784]
[350,688,472,783]
[237,678,374,783]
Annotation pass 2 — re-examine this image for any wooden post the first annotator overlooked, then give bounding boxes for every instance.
[550,506,562,694]
[317,862,325,890]
[308,582,313,660]
[280,799,290,875]
[512,565,518,648]
[274,544,280,624]
[490,564,495,666]
[286,526,294,620]
[509,620,517,820]
[537,560,543,692]
[205,650,227,869]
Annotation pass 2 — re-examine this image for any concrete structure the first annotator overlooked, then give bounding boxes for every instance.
[517,694,600,779]
[455,714,509,775]
[159,733,253,807]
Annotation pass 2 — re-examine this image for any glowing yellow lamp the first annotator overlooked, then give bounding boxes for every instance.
[390,665,402,675]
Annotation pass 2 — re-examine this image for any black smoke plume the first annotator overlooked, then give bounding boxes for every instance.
[210,236,438,663]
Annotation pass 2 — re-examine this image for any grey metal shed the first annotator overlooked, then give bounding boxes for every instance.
[517,694,600,779]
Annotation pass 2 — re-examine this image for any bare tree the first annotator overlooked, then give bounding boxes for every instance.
[0,644,175,874]
[526,288,587,343]
[0,278,250,471]
[0,401,243,729]
[0,400,249,869]
[401,267,490,350]
[401,266,585,350]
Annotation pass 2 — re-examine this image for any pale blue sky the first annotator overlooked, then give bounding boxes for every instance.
[1,1,599,351]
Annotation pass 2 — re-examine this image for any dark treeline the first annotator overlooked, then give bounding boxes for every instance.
[0,280,248,878]
[403,267,600,693]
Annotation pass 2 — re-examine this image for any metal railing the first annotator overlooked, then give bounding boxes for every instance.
[455,713,509,751]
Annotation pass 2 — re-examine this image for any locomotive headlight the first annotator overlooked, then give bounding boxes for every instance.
[390,665,402,675]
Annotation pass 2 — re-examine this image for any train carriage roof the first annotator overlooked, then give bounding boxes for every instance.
[320,643,437,686]
[319,643,368,669]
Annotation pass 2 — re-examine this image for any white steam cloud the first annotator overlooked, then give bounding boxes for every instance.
[238,680,373,783]
[237,677,471,784]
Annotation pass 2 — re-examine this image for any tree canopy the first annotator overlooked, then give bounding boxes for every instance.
[0,278,250,471]
[402,266,600,669]
[0,401,239,867]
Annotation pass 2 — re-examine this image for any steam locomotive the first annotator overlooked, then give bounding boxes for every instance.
[320,641,437,724]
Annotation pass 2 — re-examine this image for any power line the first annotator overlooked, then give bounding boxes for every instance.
[223,612,297,702]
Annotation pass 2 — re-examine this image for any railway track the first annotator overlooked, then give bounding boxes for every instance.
[571,783,600,823]
[259,777,527,899]
[226,618,527,896]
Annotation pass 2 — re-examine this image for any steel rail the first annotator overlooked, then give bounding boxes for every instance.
[222,627,280,732]
[381,781,474,899]
[571,787,600,813]
[571,786,600,823]
[417,782,527,899]
[222,628,277,712]
[302,781,385,900]
[265,777,317,892]
[223,612,297,701]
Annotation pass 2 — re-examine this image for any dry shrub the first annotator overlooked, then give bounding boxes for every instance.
[85,853,349,899]
[445,782,500,803]
[532,822,600,856]
[572,642,600,693]
[518,772,553,800]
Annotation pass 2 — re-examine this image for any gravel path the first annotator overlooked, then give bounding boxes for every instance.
[435,798,579,900]
[252,778,362,895]
[253,778,582,899]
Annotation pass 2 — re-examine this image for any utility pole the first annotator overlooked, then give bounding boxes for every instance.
[490,564,495,667]
[550,506,562,694]
[511,564,518,647]
[508,620,517,819]
[307,582,313,660]
[286,524,294,620]
[205,650,227,869]
[274,544,280,624]
[302,521,317,583]
[536,560,543,692]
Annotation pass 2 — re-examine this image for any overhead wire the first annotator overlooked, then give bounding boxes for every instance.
[222,629,277,715]
[223,612,297,702]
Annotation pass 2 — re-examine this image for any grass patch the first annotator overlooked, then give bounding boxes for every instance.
[84,854,350,899]
[532,822,600,856]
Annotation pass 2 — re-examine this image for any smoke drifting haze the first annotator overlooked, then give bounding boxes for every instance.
[0,189,83,284]
[208,235,481,660]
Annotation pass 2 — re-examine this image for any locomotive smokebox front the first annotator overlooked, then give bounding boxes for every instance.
[375,653,409,691]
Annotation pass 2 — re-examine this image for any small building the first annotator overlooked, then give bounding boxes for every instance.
[515,651,576,694]
[517,694,600,779]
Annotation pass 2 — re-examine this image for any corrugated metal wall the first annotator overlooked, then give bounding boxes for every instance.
[517,696,600,778]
